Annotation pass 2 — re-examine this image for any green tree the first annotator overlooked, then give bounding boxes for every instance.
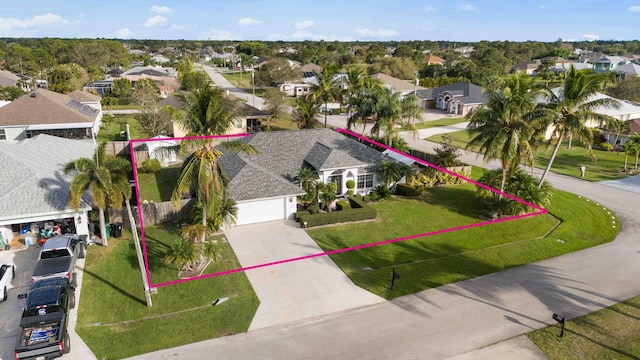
[467,73,546,193]
[263,88,289,124]
[477,169,553,217]
[376,159,411,187]
[538,66,621,186]
[132,79,171,137]
[291,97,321,129]
[0,86,24,101]
[368,57,417,80]
[309,66,340,128]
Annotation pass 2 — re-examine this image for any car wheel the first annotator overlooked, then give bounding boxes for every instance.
[1,286,6,302]
[63,331,71,354]
[70,291,76,309]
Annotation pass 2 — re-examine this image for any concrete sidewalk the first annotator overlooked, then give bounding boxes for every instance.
[224,220,384,330]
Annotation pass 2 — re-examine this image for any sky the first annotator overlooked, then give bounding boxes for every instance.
[0,0,639,42]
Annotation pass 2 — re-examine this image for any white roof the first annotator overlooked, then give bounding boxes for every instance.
[0,135,96,224]
[383,149,415,165]
[550,88,640,118]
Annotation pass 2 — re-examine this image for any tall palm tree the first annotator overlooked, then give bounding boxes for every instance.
[538,66,621,187]
[467,73,546,193]
[291,97,322,129]
[347,75,384,134]
[309,66,340,128]
[63,143,122,247]
[370,87,421,148]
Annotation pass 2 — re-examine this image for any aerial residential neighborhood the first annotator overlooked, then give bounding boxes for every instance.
[1,2,640,360]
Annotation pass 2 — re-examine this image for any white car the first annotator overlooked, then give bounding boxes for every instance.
[0,262,15,302]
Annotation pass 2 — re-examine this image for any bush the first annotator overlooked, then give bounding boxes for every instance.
[346,180,355,190]
[600,142,614,151]
[347,189,354,196]
[298,196,376,227]
[396,183,422,197]
[370,185,392,201]
[139,158,162,173]
[308,205,321,214]
[294,210,310,222]
[336,201,351,211]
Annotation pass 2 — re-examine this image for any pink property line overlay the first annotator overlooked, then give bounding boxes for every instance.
[129,129,548,289]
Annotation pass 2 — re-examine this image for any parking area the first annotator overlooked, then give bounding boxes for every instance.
[224,220,385,331]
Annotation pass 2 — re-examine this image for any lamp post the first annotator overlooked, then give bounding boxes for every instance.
[251,70,256,108]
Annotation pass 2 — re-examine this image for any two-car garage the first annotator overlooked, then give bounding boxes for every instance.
[235,196,299,226]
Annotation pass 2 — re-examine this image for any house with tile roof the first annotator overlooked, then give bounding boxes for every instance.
[217,128,388,225]
[0,134,95,242]
[603,118,640,146]
[372,73,426,95]
[424,54,445,66]
[0,88,103,143]
[416,82,487,116]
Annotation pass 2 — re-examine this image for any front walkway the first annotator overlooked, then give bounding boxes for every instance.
[224,220,385,330]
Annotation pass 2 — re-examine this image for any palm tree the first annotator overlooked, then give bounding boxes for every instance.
[477,168,553,217]
[166,237,198,272]
[538,66,621,187]
[376,159,411,187]
[623,134,640,172]
[291,97,322,129]
[346,75,384,134]
[63,143,121,246]
[309,66,340,128]
[467,73,546,193]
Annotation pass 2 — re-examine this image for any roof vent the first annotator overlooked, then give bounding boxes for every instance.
[30,92,36,97]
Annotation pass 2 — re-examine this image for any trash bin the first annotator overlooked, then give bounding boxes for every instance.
[105,225,111,239]
[110,222,122,238]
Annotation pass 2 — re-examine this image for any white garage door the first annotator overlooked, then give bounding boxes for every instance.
[235,198,285,225]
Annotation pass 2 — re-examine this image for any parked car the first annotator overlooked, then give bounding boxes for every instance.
[31,234,85,286]
[0,262,15,302]
[15,277,75,359]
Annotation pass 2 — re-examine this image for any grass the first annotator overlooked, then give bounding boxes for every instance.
[427,130,630,182]
[97,115,143,141]
[136,165,183,202]
[307,185,619,299]
[221,72,254,90]
[76,224,259,360]
[527,295,640,359]
[414,117,468,129]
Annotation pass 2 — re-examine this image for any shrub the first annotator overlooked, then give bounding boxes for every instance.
[600,142,614,151]
[294,210,310,222]
[370,185,392,201]
[396,183,421,197]
[336,201,351,211]
[347,189,354,196]
[139,158,162,173]
[346,180,355,190]
[298,196,377,227]
[308,205,321,214]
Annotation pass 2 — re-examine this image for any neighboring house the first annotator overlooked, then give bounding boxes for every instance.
[0,134,95,242]
[170,95,272,138]
[424,54,445,66]
[511,60,541,75]
[416,82,487,116]
[0,88,103,143]
[0,70,22,88]
[83,79,114,95]
[550,62,592,74]
[299,63,322,79]
[603,118,640,146]
[592,56,629,73]
[217,128,389,225]
[277,83,312,97]
[121,65,177,77]
[145,135,179,166]
[454,46,474,55]
[613,63,640,78]
[151,54,170,64]
[372,73,426,96]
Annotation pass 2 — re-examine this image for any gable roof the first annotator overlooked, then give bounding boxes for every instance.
[416,82,487,105]
[0,135,95,224]
[424,54,445,65]
[593,56,626,65]
[550,88,640,118]
[0,88,99,127]
[68,90,101,103]
[372,73,426,92]
[614,63,640,76]
[218,129,386,201]
[0,70,21,87]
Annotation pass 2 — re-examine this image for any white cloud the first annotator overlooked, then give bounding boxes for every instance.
[200,29,235,40]
[356,28,398,38]
[238,17,263,26]
[115,28,134,38]
[424,6,437,12]
[457,3,476,11]
[629,5,640,12]
[169,24,185,30]
[151,5,173,14]
[294,20,315,29]
[582,33,600,41]
[290,30,350,41]
[145,15,168,27]
[0,13,73,32]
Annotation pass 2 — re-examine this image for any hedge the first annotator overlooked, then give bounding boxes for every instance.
[298,195,376,228]
[294,210,310,222]
[396,183,422,197]
[336,201,351,211]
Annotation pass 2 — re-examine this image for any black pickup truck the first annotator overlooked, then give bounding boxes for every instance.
[31,235,85,286]
[14,277,75,360]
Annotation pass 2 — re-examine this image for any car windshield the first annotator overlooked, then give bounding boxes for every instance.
[23,305,62,317]
[40,249,69,259]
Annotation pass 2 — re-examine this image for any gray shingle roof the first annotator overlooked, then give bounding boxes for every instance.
[416,82,487,105]
[218,129,385,201]
[0,135,96,223]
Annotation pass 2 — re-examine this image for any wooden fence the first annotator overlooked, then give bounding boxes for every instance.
[103,141,149,165]
[109,198,195,229]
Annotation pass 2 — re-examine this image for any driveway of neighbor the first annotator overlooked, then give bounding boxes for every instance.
[224,220,385,331]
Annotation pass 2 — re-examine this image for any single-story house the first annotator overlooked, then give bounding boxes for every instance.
[416,82,487,116]
[592,56,630,73]
[0,135,96,243]
[217,128,390,225]
[613,63,640,78]
[603,118,640,146]
[424,54,445,66]
[372,73,426,96]
[0,88,102,143]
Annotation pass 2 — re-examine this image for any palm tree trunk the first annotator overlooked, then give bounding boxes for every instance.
[567,134,573,149]
[127,201,152,307]
[98,208,108,247]
[500,167,507,195]
[624,152,629,172]
[538,133,564,187]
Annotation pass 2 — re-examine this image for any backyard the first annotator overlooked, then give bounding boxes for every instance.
[427,130,631,182]
[97,115,143,142]
[76,225,259,360]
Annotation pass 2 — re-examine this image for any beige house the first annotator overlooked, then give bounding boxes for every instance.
[372,73,426,96]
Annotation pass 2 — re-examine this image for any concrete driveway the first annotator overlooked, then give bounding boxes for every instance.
[224,220,384,330]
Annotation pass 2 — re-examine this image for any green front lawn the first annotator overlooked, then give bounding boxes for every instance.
[427,130,630,182]
[527,295,640,359]
[307,185,619,299]
[221,72,254,90]
[97,115,143,141]
[76,225,259,359]
[136,165,183,202]
[415,117,468,129]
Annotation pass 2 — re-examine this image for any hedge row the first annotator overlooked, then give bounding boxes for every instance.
[298,196,376,228]
[396,183,422,197]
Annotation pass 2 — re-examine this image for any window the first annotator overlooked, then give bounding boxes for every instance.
[357,174,374,189]
[236,119,243,129]
[0,129,5,141]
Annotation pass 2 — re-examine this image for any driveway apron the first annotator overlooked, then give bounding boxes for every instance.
[224,220,385,330]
